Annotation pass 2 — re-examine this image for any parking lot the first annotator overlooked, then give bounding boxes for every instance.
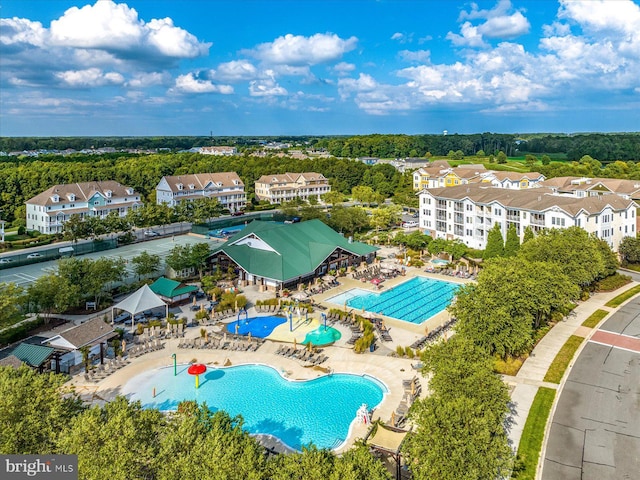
[0,234,220,287]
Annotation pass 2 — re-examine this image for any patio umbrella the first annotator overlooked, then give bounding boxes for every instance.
[292,291,309,301]
[293,338,297,349]
[371,278,381,285]
[187,363,207,389]
[248,332,252,343]
[391,410,396,426]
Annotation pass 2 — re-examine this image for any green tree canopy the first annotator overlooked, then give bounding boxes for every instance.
[618,235,640,264]
[484,223,504,259]
[504,224,520,257]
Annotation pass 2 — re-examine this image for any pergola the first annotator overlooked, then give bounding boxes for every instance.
[112,284,168,333]
[364,424,411,480]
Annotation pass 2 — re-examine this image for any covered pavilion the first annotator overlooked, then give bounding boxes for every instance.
[364,424,411,480]
[208,219,377,292]
[112,284,168,333]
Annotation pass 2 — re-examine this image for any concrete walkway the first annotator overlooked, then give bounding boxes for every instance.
[505,282,637,452]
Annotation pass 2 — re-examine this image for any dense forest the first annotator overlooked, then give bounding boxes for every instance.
[2,132,639,161]
[0,153,410,225]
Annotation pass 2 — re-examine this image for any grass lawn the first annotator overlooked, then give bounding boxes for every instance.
[582,309,609,328]
[543,335,584,384]
[605,284,640,308]
[512,387,556,480]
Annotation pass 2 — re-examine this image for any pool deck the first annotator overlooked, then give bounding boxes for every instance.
[68,262,472,454]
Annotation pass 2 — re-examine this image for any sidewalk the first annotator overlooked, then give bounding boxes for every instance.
[505,283,636,450]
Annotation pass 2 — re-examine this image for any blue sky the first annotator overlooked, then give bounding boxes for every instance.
[1,0,639,136]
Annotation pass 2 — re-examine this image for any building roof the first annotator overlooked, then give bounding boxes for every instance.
[159,172,244,193]
[26,181,138,207]
[540,176,640,197]
[422,184,634,216]
[210,220,377,282]
[429,160,451,169]
[7,343,54,367]
[0,355,26,368]
[489,171,545,181]
[150,277,198,299]
[255,172,327,185]
[47,317,116,350]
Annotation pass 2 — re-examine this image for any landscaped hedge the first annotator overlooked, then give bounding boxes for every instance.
[0,316,45,347]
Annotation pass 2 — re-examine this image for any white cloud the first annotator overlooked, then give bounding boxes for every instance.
[127,72,169,88]
[333,62,356,75]
[399,50,431,63]
[0,18,48,48]
[447,22,487,48]
[249,78,287,97]
[248,33,357,65]
[173,73,233,94]
[55,68,125,87]
[391,32,414,44]
[448,0,529,47]
[391,32,404,41]
[212,61,258,82]
[49,1,210,59]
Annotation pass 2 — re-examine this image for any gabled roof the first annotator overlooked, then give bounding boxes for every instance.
[47,318,116,350]
[159,172,243,193]
[150,277,198,298]
[8,343,54,367]
[255,172,328,185]
[210,220,377,282]
[421,184,634,216]
[0,355,25,368]
[26,181,138,206]
[489,171,545,182]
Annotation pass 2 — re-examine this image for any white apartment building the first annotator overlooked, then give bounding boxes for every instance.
[418,184,635,250]
[26,181,142,234]
[255,172,331,204]
[412,163,544,191]
[540,176,640,203]
[199,146,237,156]
[156,172,246,213]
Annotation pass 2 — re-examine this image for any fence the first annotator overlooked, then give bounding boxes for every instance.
[191,211,285,236]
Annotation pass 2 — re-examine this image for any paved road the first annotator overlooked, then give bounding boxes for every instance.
[541,298,640,479]
[0,234,220,287]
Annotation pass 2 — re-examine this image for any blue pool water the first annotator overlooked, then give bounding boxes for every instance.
[209,225,245,238]
[123,364,386,450]
[226,315,286,338]
[303,325,342,346]
[327,276,459,324]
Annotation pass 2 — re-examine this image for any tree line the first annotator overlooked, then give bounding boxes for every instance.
[0,153,409,226]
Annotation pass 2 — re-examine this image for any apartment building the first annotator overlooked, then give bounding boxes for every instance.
[418,184,635,250]
[156,172,246,213]
[254,172,331,204]
[199,146,237,156]
[412,163,486,190]
[26,181,142,234]
[540,176,640,204]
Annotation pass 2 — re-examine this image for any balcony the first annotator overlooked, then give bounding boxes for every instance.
[506,214,520,222]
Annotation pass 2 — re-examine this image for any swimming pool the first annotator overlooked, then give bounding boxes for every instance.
[208,225,246,238]
[327,276,459,324]
[303,325,342,346]
[226,315,286,338]
[123,364,386,451]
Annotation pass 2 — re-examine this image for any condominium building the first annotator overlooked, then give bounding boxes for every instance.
[199,146,237,156]
[418,184,635,250]
[26,181,142,234]
[156,172,246,213]
[254,172,331,204]
[413,163,544,191]
[540,176,640,204]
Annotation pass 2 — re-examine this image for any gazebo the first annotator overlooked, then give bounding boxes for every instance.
[364,424,411,480]
[112,284,168,333]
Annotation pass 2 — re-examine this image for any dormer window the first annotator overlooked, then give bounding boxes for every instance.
[188,184,195,190]
[177,183,183,191]
[126,188,134,195]
[216,182,222,187]
[52,194,60,203]
[233,180,239,185]
[105,190,112,198]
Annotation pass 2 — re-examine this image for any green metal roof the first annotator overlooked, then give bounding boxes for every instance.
[210,219,377,282]
[150,277,198,298]
[10,343,55,368]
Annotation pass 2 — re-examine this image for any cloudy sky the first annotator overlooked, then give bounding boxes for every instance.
[1,0,639,136]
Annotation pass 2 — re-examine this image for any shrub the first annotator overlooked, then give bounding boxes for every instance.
[594,273,632,292]
[0,316,45,347]
[405,347,415,359]
[396,345,405,357]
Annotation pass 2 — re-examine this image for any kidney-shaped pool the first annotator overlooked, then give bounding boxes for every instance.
[122,364,386,451]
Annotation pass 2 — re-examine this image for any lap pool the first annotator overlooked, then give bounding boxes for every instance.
[122,364,386,451]
[327,276,460,324]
